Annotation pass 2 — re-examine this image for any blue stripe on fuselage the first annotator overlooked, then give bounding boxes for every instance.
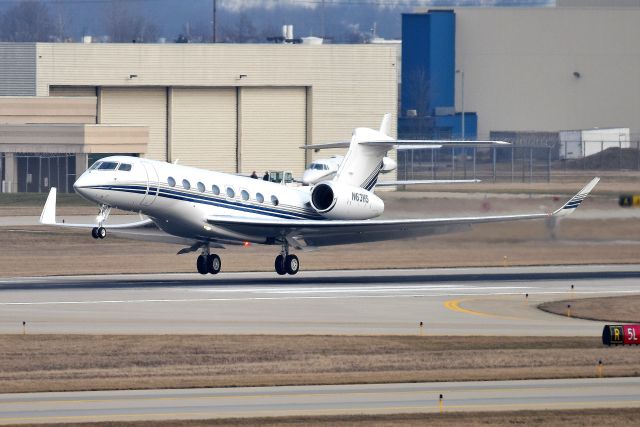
[86,184,323,220]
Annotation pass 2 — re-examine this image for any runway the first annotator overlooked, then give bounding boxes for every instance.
[0,378,638,424]
[1,265,639,335]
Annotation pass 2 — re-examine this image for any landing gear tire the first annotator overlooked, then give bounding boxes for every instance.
[196,255,208,275]
[97,227,106,239]
[275,255,287,275]
[207,254,221,275]
[91,227,99,239]
[285,254,299,275]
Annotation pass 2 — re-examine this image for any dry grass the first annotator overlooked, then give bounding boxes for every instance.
[22,409,640,427]
[1,335,638,394]
[539,295,640,323]
[0,216,638,277]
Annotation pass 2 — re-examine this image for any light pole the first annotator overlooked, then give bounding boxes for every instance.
[456,69,465,140]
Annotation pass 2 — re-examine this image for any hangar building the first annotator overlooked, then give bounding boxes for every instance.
[0,43,397,192]
[400,2,640,142]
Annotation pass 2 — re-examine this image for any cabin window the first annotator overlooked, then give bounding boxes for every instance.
[197,182,205,192]
[117,163,132,172]
[271,195,279,206]
[182,179,191,190]
[167,177,176,187]
[97,161,118,170]
[256,192,264,203]
[212,185,220,195]
[226,187,235,198]
[241,190,249,201]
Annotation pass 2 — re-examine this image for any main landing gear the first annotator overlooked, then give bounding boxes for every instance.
[91,204,111,240]
[274,241,299,275]
[196,247,221,275]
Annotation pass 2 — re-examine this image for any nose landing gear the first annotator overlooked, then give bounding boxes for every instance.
[91,205,111,240]
[275,241,299,275]
[196,246,221,275]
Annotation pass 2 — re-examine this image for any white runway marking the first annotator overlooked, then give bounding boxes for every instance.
[1,289,639,307]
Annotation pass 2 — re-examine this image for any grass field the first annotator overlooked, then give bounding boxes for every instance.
[539,296,640,323]
[1,335,637,394]
[23,409,640,427]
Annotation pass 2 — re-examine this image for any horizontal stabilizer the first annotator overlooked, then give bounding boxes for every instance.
[302,140,509,151]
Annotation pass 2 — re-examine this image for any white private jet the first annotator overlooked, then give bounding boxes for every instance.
[40,114,599,276]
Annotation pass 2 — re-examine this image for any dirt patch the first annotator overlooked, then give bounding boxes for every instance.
[23,409,640,427]
[539,295,640,323]
[0,335,637,394]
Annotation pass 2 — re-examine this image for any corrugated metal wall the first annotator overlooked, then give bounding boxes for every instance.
[0,43,36,96]
[100,87,167,160]
[49,86,97,97]
[170,88,237,173]
[239,87,306,177]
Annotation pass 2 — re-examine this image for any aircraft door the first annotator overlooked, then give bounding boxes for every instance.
[141,161,159,206]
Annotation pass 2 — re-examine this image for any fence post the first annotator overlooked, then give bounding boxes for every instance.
[473,147,476,181]
[492,147,497,183]
[529,147,533,182]
[511,145,514,182]
[547,146,551,183]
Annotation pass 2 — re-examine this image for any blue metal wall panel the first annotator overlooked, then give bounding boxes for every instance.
[428,11,455,112]
[401,13,431,116]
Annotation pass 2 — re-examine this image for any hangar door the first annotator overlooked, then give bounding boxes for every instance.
[100,88,167,161]
[170,88,237,173]
[240,87,306,178]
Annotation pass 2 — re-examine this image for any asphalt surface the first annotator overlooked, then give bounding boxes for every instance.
[0,378,638,424]
[1,265,639,335]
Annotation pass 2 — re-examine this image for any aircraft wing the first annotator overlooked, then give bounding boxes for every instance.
[377,179,481,186]
[206,178,599,248]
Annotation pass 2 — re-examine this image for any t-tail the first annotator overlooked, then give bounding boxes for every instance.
[305,113,510,192]
[333,114,394,191]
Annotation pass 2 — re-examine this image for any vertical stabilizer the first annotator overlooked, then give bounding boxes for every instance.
[334,115,394,191]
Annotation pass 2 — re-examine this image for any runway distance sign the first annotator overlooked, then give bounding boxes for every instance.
[602,324,640,345]
[619,195,640,207]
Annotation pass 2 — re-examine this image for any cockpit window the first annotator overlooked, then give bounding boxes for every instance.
[117,163,132,171]
[309,163,326,171]
[97,162,118,170]
[89,161,102,170]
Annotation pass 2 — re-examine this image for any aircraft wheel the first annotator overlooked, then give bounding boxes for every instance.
[91,227,99,239]
[97,227,106,239]
[274,255,286,275]
[207,254,221,275]
[285,254,299,275]
[196,255,208,275]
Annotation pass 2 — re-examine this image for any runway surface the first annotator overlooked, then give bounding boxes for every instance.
[1,265,639,335]
[1,378,638,424]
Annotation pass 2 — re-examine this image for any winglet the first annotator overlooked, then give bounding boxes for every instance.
[553,177,600,217]
[40,187,57,225]
[379,113,392,136]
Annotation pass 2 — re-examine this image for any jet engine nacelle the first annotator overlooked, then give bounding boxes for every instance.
[310,181,384,220]
[381,156,397,173]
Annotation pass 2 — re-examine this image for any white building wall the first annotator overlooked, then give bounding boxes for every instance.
[35,43,398,174]
[455,8,640,137]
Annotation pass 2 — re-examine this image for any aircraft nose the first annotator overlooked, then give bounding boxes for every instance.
[73,173,93,200]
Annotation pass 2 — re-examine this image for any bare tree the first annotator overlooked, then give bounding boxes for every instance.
[104,2,159,43]
[0,0,53,42]
[220,13,259,43]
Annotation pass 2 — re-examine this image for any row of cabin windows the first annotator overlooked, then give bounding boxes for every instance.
[166,176,279,206]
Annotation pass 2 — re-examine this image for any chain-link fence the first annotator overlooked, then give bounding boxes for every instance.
[398,139,640,183]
